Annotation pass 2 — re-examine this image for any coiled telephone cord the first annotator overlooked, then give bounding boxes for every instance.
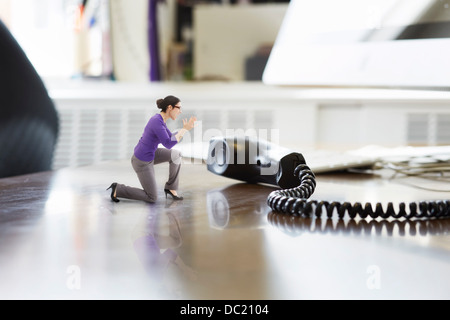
[267,164,450,219]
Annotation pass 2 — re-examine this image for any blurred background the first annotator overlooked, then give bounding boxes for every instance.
[0,0,288,81]
[0,0,294,173]
[0,0,449,176]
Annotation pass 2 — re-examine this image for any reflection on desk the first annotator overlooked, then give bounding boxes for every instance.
[132,202,197,298]
[0,160,449,300]
[207,183,275,229]
[268,212,450,238]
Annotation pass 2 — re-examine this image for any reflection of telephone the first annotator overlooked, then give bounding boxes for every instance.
[206,183,274,229]
[206,136,450,220]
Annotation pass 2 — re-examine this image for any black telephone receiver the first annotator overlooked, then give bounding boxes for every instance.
[207,136,306,189]
[206,136,450,220]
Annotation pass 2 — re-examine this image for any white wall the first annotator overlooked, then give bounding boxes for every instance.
[193,4,288,81]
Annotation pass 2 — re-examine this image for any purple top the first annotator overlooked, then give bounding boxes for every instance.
[134,113,178,161]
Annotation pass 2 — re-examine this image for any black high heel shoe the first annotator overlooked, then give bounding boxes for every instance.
[106,183,120,202]
[164,189,183,200]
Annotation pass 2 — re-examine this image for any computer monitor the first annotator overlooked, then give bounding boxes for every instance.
[263,0,450,90]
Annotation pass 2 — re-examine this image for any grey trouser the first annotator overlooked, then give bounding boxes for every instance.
[116,148,182,203]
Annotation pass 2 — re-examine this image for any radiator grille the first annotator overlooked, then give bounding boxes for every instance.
[407,113,450,145]
[437,114,450,144]
[52,108,274,169]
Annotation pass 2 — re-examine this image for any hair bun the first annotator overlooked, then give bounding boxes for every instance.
[156,98,164,109]
[156,95,180,112]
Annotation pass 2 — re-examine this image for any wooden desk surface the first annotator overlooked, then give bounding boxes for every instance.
[0,160,449,300]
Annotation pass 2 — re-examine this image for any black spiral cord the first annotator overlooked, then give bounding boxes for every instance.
[267,164,450,219]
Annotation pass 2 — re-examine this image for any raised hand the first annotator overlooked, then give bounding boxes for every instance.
[183,116,197,131]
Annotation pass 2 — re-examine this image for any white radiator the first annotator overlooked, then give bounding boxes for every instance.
[52,107,275,169]
[407,113,450,146]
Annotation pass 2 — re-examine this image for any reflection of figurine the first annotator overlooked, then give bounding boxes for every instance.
[132,203,197,298]
[268,211,450,237]
[206,183,276,229]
